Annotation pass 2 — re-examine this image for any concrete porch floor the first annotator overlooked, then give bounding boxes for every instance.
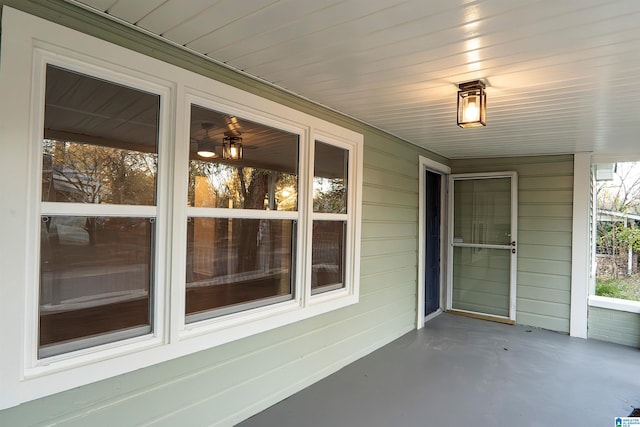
[238,313,640,427]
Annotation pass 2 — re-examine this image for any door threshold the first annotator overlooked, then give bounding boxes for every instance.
[447,309,515,325]
[424,308,443,324]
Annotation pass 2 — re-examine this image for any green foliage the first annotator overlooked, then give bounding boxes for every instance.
[596,275,640,301]
[597,221,640,254]
[595,277,626,298]
[617,227,640,252]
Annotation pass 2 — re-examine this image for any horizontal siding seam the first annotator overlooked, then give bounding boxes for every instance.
[360,280,415,298]
[518,267,570,275]
[516,311,569,321]
[361,250,416,260]
[517,256,571,264]
[361,219,417,224]
[360,236,416,242]
[360,265,417,280]
[363,182,417,194]
[365,145,420,164]
[518,284,570,293]
[363,164,417,180]
[518,173,573,178]
[362,201,418,209]
[516,297,569,307]
[518,215,573,219]
[519,202,573,206]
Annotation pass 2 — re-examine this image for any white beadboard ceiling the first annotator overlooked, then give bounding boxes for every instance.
[65,0,640,159]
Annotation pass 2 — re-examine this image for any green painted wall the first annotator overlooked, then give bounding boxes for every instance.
[588,306,640,347]
[0,1,447,425]
[451,155,574,332]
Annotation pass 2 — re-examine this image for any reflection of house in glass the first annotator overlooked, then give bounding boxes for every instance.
[41,151,103,203]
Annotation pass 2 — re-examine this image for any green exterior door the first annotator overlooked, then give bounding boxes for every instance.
[448,172,518,321]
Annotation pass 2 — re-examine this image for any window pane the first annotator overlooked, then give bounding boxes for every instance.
[311,220,346,293]
[39,216,154,358]
[42,65,159,205]
[188,105,298,210]
[185,218,294,321]
[313,141,348,213]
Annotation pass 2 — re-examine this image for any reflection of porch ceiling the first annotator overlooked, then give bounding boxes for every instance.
[44,65,343,178]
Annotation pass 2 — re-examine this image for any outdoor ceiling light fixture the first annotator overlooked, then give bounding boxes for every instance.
[457,80,486,128]
[222,134,243,160]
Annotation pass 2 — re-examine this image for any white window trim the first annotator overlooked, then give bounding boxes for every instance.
[307,130,361,305]
[416,156,450,330]
[585,154,640,319]
[29,50,173,367]
[0,7,362,410]
[588,295,640,314]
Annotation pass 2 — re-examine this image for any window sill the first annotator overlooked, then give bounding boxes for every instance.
[588,295,640,314]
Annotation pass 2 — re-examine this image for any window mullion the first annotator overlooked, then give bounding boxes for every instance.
[186,207,298,220]
[41,202,157,217]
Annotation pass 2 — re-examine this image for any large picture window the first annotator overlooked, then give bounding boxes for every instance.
[39,65,160,358]
[0,7,362,409]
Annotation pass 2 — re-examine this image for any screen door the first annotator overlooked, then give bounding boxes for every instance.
[447,172,517,321]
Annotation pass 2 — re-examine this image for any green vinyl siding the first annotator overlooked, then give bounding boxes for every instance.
[451,155,574,332]
[0,1,447,425]
[588,306,640,348]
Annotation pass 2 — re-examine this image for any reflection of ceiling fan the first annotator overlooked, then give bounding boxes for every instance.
[195,122,217,158]
[193,116,256,160]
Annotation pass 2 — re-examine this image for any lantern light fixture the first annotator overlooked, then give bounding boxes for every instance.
[457,80,487,128]
[222,134,243,160]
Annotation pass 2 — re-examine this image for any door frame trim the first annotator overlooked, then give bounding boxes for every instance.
[447,171,518,321]
[417,156,450,329]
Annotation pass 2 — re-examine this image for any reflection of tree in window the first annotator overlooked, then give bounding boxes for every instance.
[189,162,296,211]
[313,177,346,213]
[42,139,156,205]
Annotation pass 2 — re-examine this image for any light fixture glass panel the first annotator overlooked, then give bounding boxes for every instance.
[457,81,486,128]
[463,94,480,122]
